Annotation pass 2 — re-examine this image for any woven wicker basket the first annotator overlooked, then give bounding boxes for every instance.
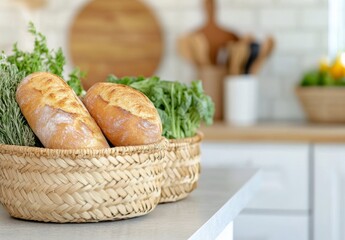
[159,132,203,203]
[0,139,166,223]
[296,87,345,123]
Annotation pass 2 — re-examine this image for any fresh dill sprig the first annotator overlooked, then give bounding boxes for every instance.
[7,22,85,96]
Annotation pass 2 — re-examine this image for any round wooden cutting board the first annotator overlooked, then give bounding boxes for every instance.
[69,0,163,90]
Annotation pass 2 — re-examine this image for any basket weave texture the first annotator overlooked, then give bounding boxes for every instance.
[160,133,203,203]
[296,87,345,123]
[0,138,166,223]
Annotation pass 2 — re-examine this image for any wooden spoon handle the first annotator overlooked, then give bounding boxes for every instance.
[191,33,211,67]
[177,36,195,64]
[249,36,275,74]
[228,40,250,75]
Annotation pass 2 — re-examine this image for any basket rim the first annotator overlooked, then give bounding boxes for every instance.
[296,86,345,91]
[167,132,203,145]
[0,137,167,158]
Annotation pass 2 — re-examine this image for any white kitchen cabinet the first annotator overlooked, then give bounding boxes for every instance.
[201,142,310,211]
[234,214,309,240]
[314,144,345,240]
[201,142,310,240]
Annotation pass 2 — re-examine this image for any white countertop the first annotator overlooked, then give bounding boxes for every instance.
[0,168,261,240]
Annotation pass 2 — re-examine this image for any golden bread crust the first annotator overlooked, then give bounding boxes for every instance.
[83,83,162,146]
[16,72,109,149]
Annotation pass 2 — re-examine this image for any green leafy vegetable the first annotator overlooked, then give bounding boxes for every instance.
[0,56,37,146]
[6,22,85,96]
[300,70,345,87]
[107,75,214,139]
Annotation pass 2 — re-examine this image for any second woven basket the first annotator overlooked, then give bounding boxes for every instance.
[160,132,203,203]
[296,87,345,123]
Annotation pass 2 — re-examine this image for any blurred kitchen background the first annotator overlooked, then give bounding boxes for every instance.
[2,0,345,240]
[0,0,333,120]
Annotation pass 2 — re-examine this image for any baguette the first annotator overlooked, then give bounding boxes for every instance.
[16,72,109,149]
[83,83,162,146]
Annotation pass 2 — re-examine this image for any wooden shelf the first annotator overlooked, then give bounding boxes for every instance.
[200,121,345,143]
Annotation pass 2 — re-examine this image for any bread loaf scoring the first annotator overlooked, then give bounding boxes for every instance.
[83,83,162,146]
[16,72,109,149]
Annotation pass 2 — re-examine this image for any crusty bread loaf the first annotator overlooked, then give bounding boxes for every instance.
[16,72,109,149]
[83,83,162,146]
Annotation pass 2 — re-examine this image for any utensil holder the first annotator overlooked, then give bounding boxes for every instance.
[198,66,227,121]
[224,75,258,126]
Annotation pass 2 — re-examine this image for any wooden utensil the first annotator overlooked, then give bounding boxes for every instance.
[249,36,275,74]
[190,33,212,67]
[196,0,238,65]
[227,40,250,75]
[69,0,163,90]
[177,36,195,64]
[177,33,212,67]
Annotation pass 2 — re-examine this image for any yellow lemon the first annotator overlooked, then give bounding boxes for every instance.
[319,58,330,72]
[330,61,345,79]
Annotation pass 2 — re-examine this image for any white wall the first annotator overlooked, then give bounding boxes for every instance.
[0,0,328,120]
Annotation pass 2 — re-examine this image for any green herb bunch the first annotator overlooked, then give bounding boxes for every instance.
[107,76,214,139]
[6,22,85,96]
[0,22,85,146]
[0,56,36,146]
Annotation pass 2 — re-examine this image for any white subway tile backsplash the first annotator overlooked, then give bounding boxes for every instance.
[46,0,89,12]
[0,8,22,28]
[320,30,329,52]
[258,75,283,99]
[282,74,303,91]
[218,9,256,29]
[270,55,301,76]
[260,9,298,29]
[156,53,179,80]
[301,8,328,28]
[273,97,304,120]
[164,31,179,56]
[274,31,319,52]
[317,0,329,6]
[39,11,73,29]
[176,60,197,83]
[177,0,202,9]
[300,53,326,70]
[155,10,180,30]
[177,9,204,33]
[220,0,274,7]
[276,0,318,6]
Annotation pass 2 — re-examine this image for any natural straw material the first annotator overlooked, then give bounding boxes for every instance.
[296,87,345,123]
[0,138,167,223]
[160,133,203,203]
